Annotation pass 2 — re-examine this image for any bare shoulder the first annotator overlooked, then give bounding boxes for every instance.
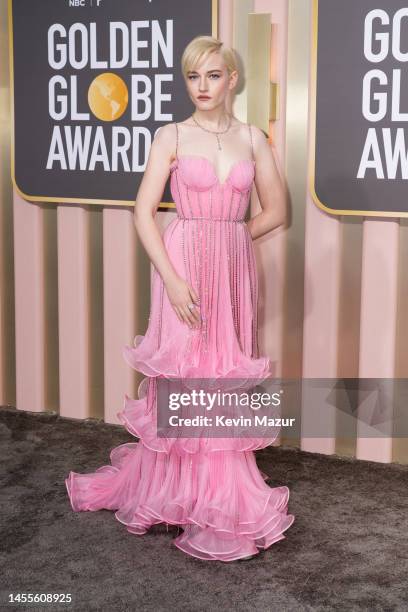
[153,122,177,145]
[149,122,177,162]
[248,124,268,148]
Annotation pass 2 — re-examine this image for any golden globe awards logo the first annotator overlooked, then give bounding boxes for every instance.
[46,21,173,172]
[312,0,408,217]
[358,8,408,180]
[10,0,213,204]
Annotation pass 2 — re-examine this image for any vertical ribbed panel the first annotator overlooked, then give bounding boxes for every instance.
[302,0,340,456]
[357,219,399,462]
[57,206,91,419]
[103,209,141,425]
[103,208,176,426]
[336,219,363,458]
[302,195,341,454]
[13,191,46,412]
[281,0,308,381]
[252,2,289,383]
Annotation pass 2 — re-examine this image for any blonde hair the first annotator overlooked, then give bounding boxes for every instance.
[181,35,237,79]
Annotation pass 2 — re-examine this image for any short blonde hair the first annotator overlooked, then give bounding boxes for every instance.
[181,35,237,79]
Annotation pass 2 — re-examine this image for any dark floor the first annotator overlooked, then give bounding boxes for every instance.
[1,406,408,612]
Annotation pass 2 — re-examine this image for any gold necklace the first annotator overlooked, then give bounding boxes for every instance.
[191,112,232,150]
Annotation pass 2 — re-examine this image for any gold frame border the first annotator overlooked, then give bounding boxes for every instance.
[309,0,408,219]
[8,0,218,208]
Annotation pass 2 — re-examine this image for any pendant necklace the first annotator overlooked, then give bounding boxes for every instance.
[191,112,232,150]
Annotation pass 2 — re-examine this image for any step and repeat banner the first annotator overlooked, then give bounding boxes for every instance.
[9,0,216,207]
[312,0,408,217]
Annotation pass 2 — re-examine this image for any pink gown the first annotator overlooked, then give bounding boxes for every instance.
[65,122,295,562]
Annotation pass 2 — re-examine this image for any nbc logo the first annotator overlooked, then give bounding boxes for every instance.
[68,0,103,6]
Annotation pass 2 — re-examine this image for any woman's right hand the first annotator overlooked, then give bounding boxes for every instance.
[164,274,201,329]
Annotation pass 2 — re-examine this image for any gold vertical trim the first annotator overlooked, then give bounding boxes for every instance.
[212,0,218,39]
[8,0,15,198]
[269,82,279,121]
[1,0,15,402]
[247,13,271,133]
[280,0,310,382]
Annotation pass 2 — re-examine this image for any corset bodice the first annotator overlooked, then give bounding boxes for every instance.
[169,155,255,222]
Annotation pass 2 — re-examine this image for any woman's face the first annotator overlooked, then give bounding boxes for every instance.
[185,52,237,111]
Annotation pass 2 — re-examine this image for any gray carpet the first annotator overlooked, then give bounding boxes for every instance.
[1,406,408,612]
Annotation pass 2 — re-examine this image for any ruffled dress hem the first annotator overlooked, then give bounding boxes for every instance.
[65,440,295,562]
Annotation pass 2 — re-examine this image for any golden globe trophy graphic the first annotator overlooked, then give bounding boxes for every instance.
[87,73,129,122]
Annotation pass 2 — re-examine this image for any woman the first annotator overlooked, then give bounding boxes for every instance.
[66,35,295,562]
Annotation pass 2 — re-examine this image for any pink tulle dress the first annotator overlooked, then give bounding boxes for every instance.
[65,122,295,562]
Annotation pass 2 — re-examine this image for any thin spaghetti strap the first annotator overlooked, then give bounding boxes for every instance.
[174,122,179,160]
[248,123,255,161]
